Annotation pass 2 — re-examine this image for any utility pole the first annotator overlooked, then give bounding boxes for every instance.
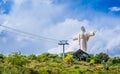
[58,40,69,60]
[107,49,108,55]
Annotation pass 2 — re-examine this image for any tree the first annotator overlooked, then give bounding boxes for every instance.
[111,57,120,64]
[0,54,5,63]
[94,56,101,64]
[4,52,29,66]
[95,52,109,63]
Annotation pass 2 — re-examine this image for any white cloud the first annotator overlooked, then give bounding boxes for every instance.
[1,0,65,40]
[109,6,120,12]
[43,19,89,39]
[88,26,120,55]
[0,0,66,55]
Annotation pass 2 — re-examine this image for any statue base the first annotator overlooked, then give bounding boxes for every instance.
[73,49,90,61]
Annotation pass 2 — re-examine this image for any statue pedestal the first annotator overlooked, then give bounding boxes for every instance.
[73,49,90,61]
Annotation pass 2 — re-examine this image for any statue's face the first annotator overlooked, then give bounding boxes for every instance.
[81,26,86,32]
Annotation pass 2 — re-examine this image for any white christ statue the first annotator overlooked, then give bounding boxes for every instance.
[73,26,96,52]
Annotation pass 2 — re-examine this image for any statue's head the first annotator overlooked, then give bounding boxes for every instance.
[81,26,86,32]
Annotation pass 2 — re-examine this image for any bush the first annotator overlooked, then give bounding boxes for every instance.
[4,52,29,66]
[90,59,95,65]
[0,54,5,63]
[74,65,79,69]
[48,62,61,67]
[96,52,109,62]
[112,57,120,64]
[64,54,73,63]
[0,52,119,74]
[86,58,91,62]
[37,53,50,62]
[28,54,37,60]
[107,57,120,65]
[79,68,87,73]
[38,67,60,74]
[94,56,101,64]
[1,66,31,74]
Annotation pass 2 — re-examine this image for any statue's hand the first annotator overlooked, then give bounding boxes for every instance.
[93,31,96,35]
[94,31,96,33]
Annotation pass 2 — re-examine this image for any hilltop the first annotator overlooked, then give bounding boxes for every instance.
[0,52,120,74]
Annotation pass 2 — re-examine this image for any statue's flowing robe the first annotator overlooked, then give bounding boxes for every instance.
[73,32,95,52]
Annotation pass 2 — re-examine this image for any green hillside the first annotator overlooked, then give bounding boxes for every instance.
[0,52,120,74]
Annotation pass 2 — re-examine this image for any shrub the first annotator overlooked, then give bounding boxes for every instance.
[107,57,120,65]
[74,65,79,69]
[38,67,60,74]
[111,57,120,64]
[90,59,95,65]
[96,52,109,62]
[64,54,73,63]
[37,53,50,62]
[4,52,29,66]
[48,61,61,67]
[86,58,91,62]
[79,68,87,73]
[0,54,5,63]
[94,56,101,64]
[2,66,31,74]
[28,54,37,60]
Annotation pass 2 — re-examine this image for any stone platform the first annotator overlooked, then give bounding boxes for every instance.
[72,49,90,61]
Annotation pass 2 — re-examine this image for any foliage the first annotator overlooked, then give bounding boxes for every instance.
[111,57,120,64]
[107,57,120,65]
[0,52,119,74]
[96,52,109,62]
[64,54,73,63]
[93,52,109,64]
[0,54,5,63]
[94,56,101,64]
[4,52,29,66]
[86,58,91,62]
[28,54,37,60]
[90,59,95,65]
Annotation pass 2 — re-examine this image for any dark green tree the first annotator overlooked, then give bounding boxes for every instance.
[112,57,120,64]
[0,54,5,63]
[96,52,109,63]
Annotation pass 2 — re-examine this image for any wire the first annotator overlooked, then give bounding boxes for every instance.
[0,25,60,42]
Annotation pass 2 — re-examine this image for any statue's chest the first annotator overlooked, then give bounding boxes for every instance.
[79,33,88,40]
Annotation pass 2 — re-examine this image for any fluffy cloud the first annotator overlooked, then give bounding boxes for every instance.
[2,0,64,34]
[0,0,66,55]
[109,6,120,12]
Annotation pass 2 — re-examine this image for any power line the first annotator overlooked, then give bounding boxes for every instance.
[0,25,72,55]
[0,25,60,42]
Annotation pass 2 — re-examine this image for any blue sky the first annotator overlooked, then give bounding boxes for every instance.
[0,0,120,56]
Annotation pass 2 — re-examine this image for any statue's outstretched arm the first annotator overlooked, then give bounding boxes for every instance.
[73,37,78,41]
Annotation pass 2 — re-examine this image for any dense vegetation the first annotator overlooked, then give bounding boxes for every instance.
[0,52,120,74]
